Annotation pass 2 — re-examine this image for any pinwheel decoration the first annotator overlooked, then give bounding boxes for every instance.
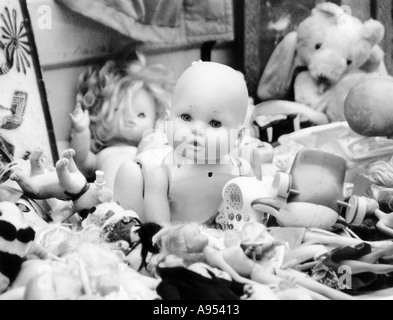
[0,7,31,76]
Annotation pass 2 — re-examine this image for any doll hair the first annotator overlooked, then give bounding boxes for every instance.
[76,53,175,153]
[132,222,163,272]
[367,158,393,210]
[153,224,206,267]
[35,225,103,258]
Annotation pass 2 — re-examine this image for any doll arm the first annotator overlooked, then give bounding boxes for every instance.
[376,220,393,239]
[254,101,329,126]
[144,166,171,225]
[114,161,145,221]
[70,105,97,178]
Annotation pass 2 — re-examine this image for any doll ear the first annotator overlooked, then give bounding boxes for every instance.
[363,19,385,46]
[258,32,299,101]
[360,45,388,74]
[313,2,345,20]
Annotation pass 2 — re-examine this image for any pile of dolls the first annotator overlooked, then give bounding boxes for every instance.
[3,143,393,301]
[3,7,393,298]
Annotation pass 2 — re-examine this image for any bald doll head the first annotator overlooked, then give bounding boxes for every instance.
[172,62,249,124]
[167,62,250,162]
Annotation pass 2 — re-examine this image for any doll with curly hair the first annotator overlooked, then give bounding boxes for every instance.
[70,54,174,192]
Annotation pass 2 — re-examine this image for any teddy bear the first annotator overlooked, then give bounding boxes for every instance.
[9,148,113,222]
[257,2,387,123]
[0,202,35,294]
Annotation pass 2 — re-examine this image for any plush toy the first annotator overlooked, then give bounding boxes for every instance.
[257,2,386,123]
[10,149,113,221]
[0,202,35,294]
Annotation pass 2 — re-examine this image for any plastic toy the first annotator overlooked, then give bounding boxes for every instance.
[252,148,351,230]
[344,195,393,238]
[221,146,278,230]
[10,149,113,222]
[345,76,393,138]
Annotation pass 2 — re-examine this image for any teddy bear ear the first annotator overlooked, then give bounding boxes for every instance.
[313,2,345,20]
[363,19,385,46]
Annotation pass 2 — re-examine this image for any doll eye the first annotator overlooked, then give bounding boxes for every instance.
[138,113,146,118]
[347,59,353,66]
[181,114,192,122]
[315,43,322,50]
[210,120,222,129]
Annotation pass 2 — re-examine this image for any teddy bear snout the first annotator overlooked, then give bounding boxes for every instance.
[309,50,347,87]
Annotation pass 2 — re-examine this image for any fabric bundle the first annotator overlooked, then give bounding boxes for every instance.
[55,0,234,44]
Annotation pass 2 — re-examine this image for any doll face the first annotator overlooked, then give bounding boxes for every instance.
[166,62,249,163]
[117,88,157,145]
[183,225,209,254]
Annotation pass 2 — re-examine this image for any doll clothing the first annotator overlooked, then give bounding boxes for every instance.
[157,267,244,300]
[312,243,379,291]
[163,157,247,224]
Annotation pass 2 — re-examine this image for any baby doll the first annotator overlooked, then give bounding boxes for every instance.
[142,61,253,225]
[70,54,174,191]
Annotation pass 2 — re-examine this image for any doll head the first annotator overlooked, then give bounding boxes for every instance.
[166,62,249,163]
[366,158,393,211]
[77,54,175,153]
[153,224,207,266]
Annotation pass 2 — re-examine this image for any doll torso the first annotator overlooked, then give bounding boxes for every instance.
[165,156,246,224]
[96,145,138,191]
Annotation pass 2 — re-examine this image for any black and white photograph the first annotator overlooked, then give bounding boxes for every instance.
[1,0,393,304]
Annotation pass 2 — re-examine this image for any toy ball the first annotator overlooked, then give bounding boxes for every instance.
[345,76,393,138]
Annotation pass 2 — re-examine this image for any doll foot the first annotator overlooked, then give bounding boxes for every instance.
[30,148,46,176]
[62,149,76,160]
[56,158,69,171]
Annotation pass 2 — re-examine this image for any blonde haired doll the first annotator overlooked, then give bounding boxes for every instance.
[70,53,174,191]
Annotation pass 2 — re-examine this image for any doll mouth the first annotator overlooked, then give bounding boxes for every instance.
[191,140,204,149]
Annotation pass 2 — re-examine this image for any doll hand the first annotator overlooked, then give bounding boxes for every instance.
[70,104,90,133]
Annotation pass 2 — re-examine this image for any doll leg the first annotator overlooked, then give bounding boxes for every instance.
[56,158,84,195]
[359,243,393,264]
[304,229,393,250]
[339,260,393,275]
[10,169,41,199]
[376,221,393,239]
[61,149,79,173]
[114,161,145,222]
[29,148,46,176]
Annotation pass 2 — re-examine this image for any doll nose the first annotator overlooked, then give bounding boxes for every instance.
[192,121,206,136]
